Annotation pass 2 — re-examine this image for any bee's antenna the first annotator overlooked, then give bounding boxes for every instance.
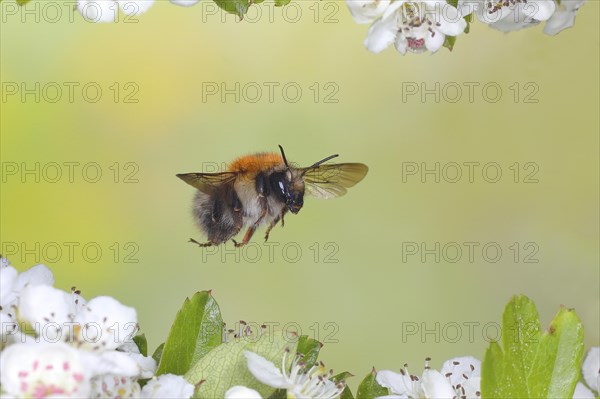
[302,154,339,175]
[278,145,290,169]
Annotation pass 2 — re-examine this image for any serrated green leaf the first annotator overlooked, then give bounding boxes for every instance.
[133,334,148,357]
[212,0,249,19]
[152,342,165,364]
[530,307,584,398]
[296,335,322,366]
[156,291,223,376]
[482,295,584,399]
[274,0,291,6]
[185,332,296,399]
[356,369,388,399]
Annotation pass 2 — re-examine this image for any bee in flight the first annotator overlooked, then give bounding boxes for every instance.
[176,146,368,247]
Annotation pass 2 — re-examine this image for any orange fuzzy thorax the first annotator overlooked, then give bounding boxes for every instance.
[227,153,286,179]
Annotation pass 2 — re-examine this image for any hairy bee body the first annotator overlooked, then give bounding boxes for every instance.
[192,153,291,245]
[177,146,368,247]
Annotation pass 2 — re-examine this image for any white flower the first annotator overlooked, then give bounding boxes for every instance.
[573,382,595,399]
[356,0,467,55]
[376,356,481,399]
[140,374,195,398]
[77,0,155,23]
[170,0,201,6]
[459,0,555,32]
[225,385,263,399]
[74,296,138,351]
[543,0,585,35]
[346,0,391,23]
[0,262,54,344]
[579,347,599,395]
[0,342,91,398]
[244,349,346,398]
[1,263,54,310]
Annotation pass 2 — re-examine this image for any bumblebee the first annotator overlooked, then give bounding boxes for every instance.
[177,146,368,247]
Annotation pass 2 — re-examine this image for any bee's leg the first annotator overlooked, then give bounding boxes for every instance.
[264,209,287,242]
[280,208,287,228]
[232,226,257,248]
[264,216,280,242]
[189,238,213,247]
[234,197,269,247]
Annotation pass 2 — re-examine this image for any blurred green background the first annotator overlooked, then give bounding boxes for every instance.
[1,0,598,387]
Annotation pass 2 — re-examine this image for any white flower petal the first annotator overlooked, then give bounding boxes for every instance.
[0,342,91,398]
[225,385,263,399]
[421,369,455,399]
[0,266,18,307]
[394,36,408,54]
[346,0,392,23]
[526,0,556,21]
[141,374,195,398]
[75,296,137,350]
[543,9,576,34]
[118,0,155,15]
[364,14,398,54]
[0,257,11,268]
[376,370,412,395]
[437,4,467,35]
[15,264,55,291]
[77,0,118,23]
[18,285,73,341]
[125,352,157,378]
[82,350,141,377]
[440,356,481,386]
[425,30,445,52]
[582,347,599,393]
[244,351,289,389]
[170,0,200,5]
[572,382,595,399]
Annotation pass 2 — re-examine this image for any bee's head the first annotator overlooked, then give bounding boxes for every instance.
[272,169,304,214]
[273,145,304,214]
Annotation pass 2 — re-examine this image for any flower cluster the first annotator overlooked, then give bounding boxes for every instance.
[0,258,194,398]
[376,356,481,398]
[346,0,586,55]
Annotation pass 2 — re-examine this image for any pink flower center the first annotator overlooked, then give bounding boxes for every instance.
[407,37,425,50]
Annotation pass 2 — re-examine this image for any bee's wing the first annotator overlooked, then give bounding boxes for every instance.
[302,163,368,199]
[176,172,237,193]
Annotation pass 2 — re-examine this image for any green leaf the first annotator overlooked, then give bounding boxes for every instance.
[443,35,457,51]
[296,335,322,366]
[529,307,584,398]
[152,342,165,364]
[274,0,291,6]
[333,372,355,399]
[185,332,296,399]
[156,291,223,376]
[133,334,148,357]
[481,295,584,399]
[356,368,388,399]
[16,0,32,4]
[212,0,249,19]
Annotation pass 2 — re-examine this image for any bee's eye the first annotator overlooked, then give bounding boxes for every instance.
[278,180,285,192]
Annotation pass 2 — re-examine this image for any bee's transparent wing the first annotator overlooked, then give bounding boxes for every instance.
[302,163,368,199]
[176,172,237,193]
